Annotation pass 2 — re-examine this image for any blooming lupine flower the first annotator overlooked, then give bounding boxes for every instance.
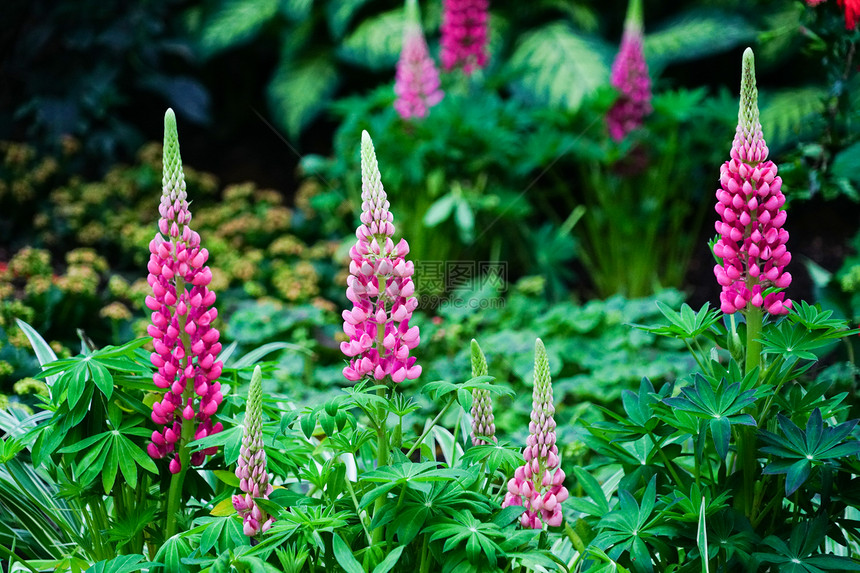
[607,0,652,141]
[713,49,792,316]
[470,339,496,446]
[839,0,860,29]
[805,0,859,31]
[341,131,421,383]
[394,1,444,120]
[232,365,274,537]
[440,0,489,75]
[146,109,223,474]
[502,339,569,528]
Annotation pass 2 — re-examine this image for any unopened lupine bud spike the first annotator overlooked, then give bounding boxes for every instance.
[501,338,568,528]
[470,339,496,446]
[712,49,791,316]
[232,365,274,537]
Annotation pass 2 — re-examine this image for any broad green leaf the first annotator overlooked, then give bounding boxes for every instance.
[332,533,364,573]
[423,194,456,228]
[15,319,60,386]
[200,0,279,57]
[645,10,755,70]
[268,54,339,138]
[508,22,611,112]
[337,8,405,70]
[372,545,405,573]
[760,87,826,151]
[832,141,860,184]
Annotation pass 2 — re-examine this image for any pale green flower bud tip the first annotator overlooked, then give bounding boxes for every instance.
[534,338,551,392]
[739,47,759,132]
[625,0,644,33]
[470,339,488,379]
[249,365,263,416]
[162,108,184,191]
[405,0,420,25]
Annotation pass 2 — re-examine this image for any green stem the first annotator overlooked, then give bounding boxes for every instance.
[649,431,684,487]
[739,306,763,518]
[449,407,462,467]
[405,395,456,458]
[419,534,431,573]
[345,476,373,545]
[0,544,40,573]
[563,520,586,554]
[371,386,390,548]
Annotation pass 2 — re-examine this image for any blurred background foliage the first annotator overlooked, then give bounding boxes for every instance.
[1,0,860,427]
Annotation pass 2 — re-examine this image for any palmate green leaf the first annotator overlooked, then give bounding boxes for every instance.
[152,535,192,572]
[644,10,755,71]
[636,302,721,340]
[199,0,279,57]
[337,8,405,70]
[458,442,522,475]
[760,409,860,494]
[754,518,860,572]
[760,320,838,360]
[268,54,339,138]
[508,22,611,112]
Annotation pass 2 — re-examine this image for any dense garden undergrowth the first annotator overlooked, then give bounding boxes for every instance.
[3,0,860,571]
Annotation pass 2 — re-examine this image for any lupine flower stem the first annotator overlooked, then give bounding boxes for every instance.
[165,311,195,538]
[405,394,457,458]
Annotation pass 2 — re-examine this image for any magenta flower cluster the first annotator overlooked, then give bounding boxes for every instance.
[232,366,274,537]
[341,131,421,383]
[502,339,569,528]
[394,21,444,119]
[607,0,652,141]
[713,49,792,315]
[146,110,223,474]
[440,0,489,75]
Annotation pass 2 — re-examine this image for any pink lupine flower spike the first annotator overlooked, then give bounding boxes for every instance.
[341,131,421,384]
[232,365,274,537]
[502,339,569,528]
[607,0,652,141]
[146,109,223,474]
[713,48,792,316]
[440,0,489,75]
[394,0,444,120]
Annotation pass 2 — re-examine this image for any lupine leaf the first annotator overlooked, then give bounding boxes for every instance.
[508,22,611,112]
[199,0,279,57]
[268,54,339,138]
[644,10,755,70]
[15,319,60,386]
[332,533,364,573]
[337,8,405,70]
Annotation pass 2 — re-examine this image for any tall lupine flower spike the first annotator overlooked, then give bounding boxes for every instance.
[394,0,444,120]
[440,0,489,75]
[470,339,496,446]
[713,49,792,316]
[232,365,274,537]
[606,0,652,141]
[341,131,421,383]
[502,339,569,528]
[146,109,223,474]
